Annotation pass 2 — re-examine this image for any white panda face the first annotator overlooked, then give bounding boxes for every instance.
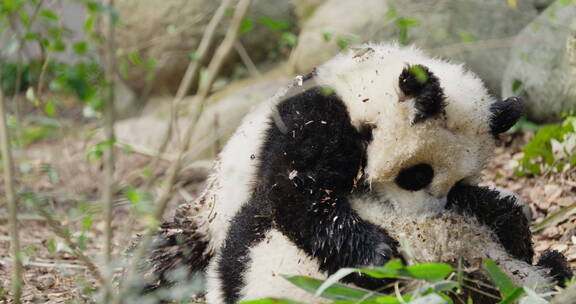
[315,43,522,214]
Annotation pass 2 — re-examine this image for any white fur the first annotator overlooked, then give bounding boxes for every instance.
[194,43,512,302]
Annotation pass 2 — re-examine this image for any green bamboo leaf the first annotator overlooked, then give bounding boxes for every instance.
[498,287,524,304]
[239,299,304,304]
[484,260,517,298]
[283,275,379,301]
[40,9,59,21]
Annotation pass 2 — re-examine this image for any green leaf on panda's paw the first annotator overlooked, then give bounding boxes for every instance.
[282,275,396,301]
[239,298,305,304]
[360,261,452,282]
[483,260,518,299]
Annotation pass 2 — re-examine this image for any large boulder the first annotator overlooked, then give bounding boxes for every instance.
[113,0,294,96]
[114,75,291,161]
[502,1,576,123]
[289,0,548,95]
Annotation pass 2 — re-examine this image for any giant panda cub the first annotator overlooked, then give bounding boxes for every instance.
[142,43,572,304]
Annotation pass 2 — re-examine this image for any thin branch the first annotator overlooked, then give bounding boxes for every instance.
[115,0,252,302]
[102,0,117,271]
[0,259,87,270]
[0,66,23,304]
[235,40,261,77]
[531,201,576,233]
[142,0,233,191]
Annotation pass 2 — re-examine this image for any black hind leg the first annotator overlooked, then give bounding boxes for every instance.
[447,184,534,264]
[537,250,573,287]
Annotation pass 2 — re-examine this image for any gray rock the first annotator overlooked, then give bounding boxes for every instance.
[502,1,576,122]
[290,0,545,95]
[114,76,291,161]
[113,0,294,96]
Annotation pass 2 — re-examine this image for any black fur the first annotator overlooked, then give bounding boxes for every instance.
[218,87,401,303]
[218,200,272,303]
[398,64,446,124]
[489,97,524,136]
[536,250,573,287]
[394,163,434,191]
[446,184,534,264]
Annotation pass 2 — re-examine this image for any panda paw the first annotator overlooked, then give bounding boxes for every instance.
[536,250,573,287]
[372,240,402,267]
[339,231,402,291]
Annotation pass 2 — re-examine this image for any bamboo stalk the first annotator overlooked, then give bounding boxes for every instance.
[0,69,23,304]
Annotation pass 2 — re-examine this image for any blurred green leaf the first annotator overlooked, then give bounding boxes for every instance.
[512,79,523,95]
[322,30,333,42]
[77,234,87,250]
[409,65,428,84]
[240,17,254,34]
[396,17,419,45]
[498,287,524,304]
[73,41,88,55]
[129,51,143,66]
[283,275,382,301]
[44,100,56,117]
[46,238,57,255]
[48,39,66,52]
[39,9,59,21]
[384,5,398,20]
[259,16,290,31]
[24,32,41,41]
[458,32,476,42]
[41,163,59,184]
[240,299,305,304]
[82,215,93,231]
[19,10,30,25]
[86,140,115,162]
[337,39,349,51]
[360,261,453,282]
[281,32,298,48]
[484,260,517,299]
[84,14,95,33]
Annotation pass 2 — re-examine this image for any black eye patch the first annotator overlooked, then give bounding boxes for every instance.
[395,163,434,191]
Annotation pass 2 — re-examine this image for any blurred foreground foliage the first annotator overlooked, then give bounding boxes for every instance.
[239,259,563,304]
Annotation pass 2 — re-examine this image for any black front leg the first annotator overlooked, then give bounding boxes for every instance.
[260,87,401,289]
[446,184,534,263]
[269,175,400,289]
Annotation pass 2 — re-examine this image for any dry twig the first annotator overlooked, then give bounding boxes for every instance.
[0,67,23,303]
[102,0,117,270]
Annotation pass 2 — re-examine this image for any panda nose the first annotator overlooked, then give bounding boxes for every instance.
[395,163,434,191]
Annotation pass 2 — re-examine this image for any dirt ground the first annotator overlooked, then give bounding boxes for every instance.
[0,132,574,303]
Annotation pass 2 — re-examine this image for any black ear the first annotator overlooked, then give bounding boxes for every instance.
[399,64,446,123]
[489,97,524,136]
